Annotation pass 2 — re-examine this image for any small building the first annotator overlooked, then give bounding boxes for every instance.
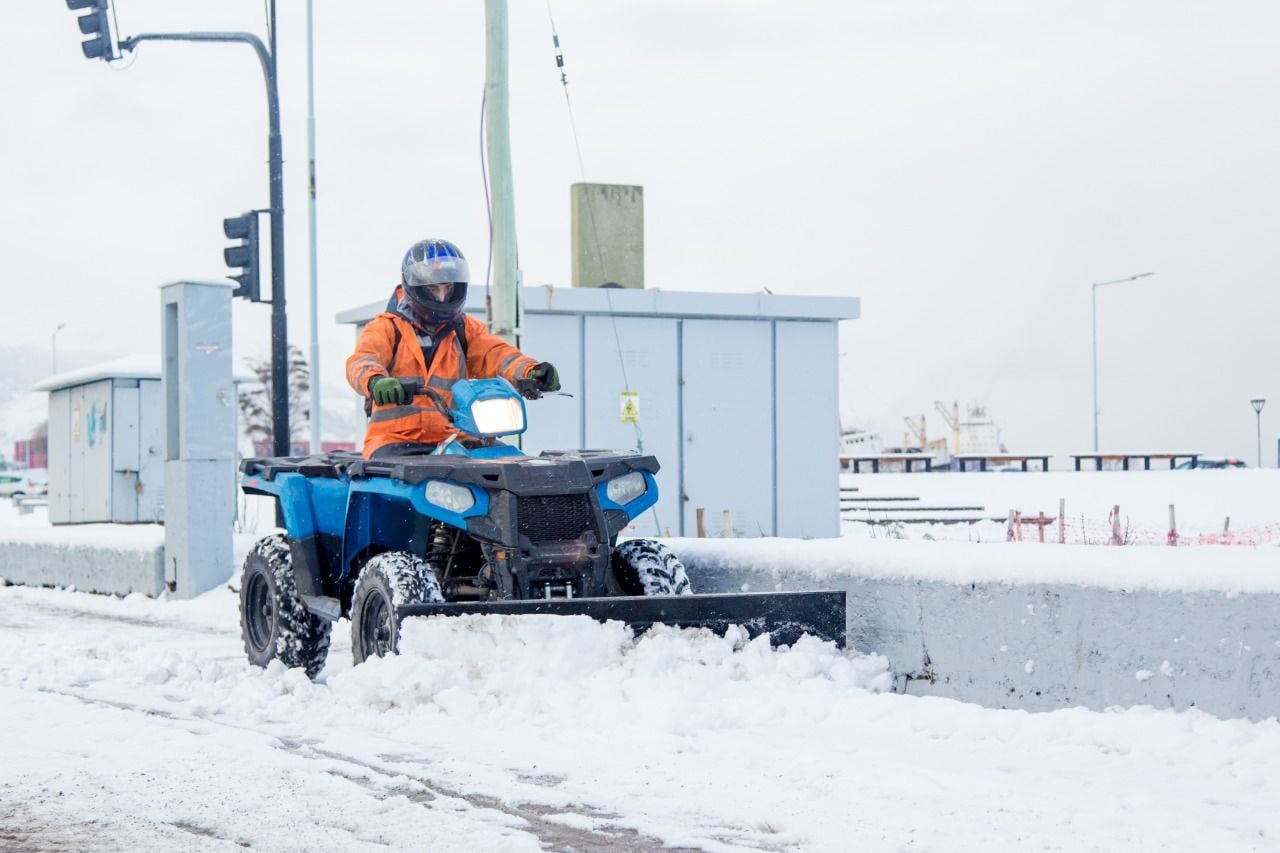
[34,357,167,525]
[337,285,859,539]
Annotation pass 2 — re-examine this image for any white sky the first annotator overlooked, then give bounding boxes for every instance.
[3,1,1278,461]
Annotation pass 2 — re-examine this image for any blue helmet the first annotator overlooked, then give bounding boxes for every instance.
[400,238,470,322]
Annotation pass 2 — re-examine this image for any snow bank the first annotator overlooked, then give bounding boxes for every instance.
[844,468,1280,531]
[671,536,1280,595]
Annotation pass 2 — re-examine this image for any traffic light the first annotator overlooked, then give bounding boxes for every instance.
[223,212,262,302]
[66,0,114,61]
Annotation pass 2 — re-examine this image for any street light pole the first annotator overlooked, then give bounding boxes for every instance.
[52,322,66,375]
[1251,398,1265,468]
[1091,272,1154,451]
[120,17,289,458]
[305,0,321,454]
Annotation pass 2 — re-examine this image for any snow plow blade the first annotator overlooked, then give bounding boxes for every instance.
[397,590,847,648]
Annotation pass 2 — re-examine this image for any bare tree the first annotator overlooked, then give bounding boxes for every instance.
[239,346,310,448]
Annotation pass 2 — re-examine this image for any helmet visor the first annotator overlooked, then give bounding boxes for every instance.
[403,255,469,289]
[407,282,457,304]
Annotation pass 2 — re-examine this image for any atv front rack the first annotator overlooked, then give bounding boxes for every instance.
[397,590,847,648]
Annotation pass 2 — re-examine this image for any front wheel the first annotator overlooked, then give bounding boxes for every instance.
[608,538,692,596]
[239,534,332,679]
[350,551,445,664]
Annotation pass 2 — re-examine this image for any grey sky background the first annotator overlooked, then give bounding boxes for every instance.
[2,1,1278,461]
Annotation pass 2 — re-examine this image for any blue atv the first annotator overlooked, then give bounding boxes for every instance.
[238,377,844,677]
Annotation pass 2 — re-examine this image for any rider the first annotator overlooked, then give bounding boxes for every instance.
[346,238,559,458]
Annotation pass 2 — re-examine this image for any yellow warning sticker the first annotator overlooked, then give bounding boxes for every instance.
[619,391,640,423]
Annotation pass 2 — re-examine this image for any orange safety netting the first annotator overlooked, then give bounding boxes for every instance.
[1007,512,1280,547]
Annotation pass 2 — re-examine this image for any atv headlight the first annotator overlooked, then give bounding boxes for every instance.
[471,397,526,436]
[605,472,647,506]
[425,479,475,513]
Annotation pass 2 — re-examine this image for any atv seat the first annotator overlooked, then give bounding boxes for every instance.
[241,452,364,480]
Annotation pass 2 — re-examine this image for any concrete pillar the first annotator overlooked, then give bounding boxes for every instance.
[160,280,237,599]
[571,182,644,288]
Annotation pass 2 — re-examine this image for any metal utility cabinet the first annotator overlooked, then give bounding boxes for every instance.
[35,358,165,524]
[161,280,237,599]
[338,286,859,539]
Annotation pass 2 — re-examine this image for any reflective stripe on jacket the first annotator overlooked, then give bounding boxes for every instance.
[346,309,539,458]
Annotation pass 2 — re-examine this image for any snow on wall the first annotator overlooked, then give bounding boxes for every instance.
[674,539,1280,721]
[0,537,164,597]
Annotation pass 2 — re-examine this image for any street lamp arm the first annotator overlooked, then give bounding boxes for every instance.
[1093,272,1155,290]
[1090,271,1154,452]
[119,32,274,106]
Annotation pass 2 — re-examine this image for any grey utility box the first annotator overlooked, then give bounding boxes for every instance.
[35,357,165,525]
[338,285,859,540]
[162,280,237,599]
[571,183,644,289]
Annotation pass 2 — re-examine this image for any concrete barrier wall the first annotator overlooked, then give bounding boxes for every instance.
[683,559,1280,722]
[0,541,165,597]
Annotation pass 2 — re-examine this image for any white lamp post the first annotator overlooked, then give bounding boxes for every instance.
[52,322,67,375]
[1091,272,1154,451]
[1251,397,1265,467]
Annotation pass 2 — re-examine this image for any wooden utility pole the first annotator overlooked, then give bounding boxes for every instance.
[485,0,519,346]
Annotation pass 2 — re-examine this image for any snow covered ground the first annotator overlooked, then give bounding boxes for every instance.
[841,468,1280,542]
[4,475,1280,851]
[4,582,1280,852]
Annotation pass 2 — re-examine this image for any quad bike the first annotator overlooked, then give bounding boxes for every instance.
[238,376,845,677]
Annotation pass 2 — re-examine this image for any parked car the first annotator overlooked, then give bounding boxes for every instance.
[1176,457,1246,470]
[0,469,47,498]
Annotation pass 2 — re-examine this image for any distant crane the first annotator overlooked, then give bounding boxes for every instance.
[903,415,928,449]
[934,401,960,453]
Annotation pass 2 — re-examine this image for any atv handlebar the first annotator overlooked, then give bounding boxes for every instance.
[512,378,544,400]
[397,376,544,404]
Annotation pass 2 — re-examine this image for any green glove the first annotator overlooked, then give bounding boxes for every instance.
[528,362,560,392]
[369,376,406,406]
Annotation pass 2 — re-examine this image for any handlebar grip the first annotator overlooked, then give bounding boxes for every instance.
[513,378,543,400]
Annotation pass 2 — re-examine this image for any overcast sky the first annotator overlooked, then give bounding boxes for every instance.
[3,1,1278,461]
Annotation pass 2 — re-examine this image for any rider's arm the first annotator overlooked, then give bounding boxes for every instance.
[346,316,396,395]
[461,314,539,383]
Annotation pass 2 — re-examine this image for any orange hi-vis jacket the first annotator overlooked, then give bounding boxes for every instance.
[347,301,539,458]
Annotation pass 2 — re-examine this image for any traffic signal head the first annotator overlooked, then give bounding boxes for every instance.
[223,212,262,302]
[66,0,114,62]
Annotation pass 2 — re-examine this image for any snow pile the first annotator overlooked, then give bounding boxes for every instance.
[336,615,893,725]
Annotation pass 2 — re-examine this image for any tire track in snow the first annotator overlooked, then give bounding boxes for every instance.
[28,683,697,851]
[3,591,781,851]
[0,594,229,637]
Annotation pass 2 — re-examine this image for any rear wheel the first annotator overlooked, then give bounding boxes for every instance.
[608,538,692,596]
[350,551,445,664]
[239,534,332,679]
